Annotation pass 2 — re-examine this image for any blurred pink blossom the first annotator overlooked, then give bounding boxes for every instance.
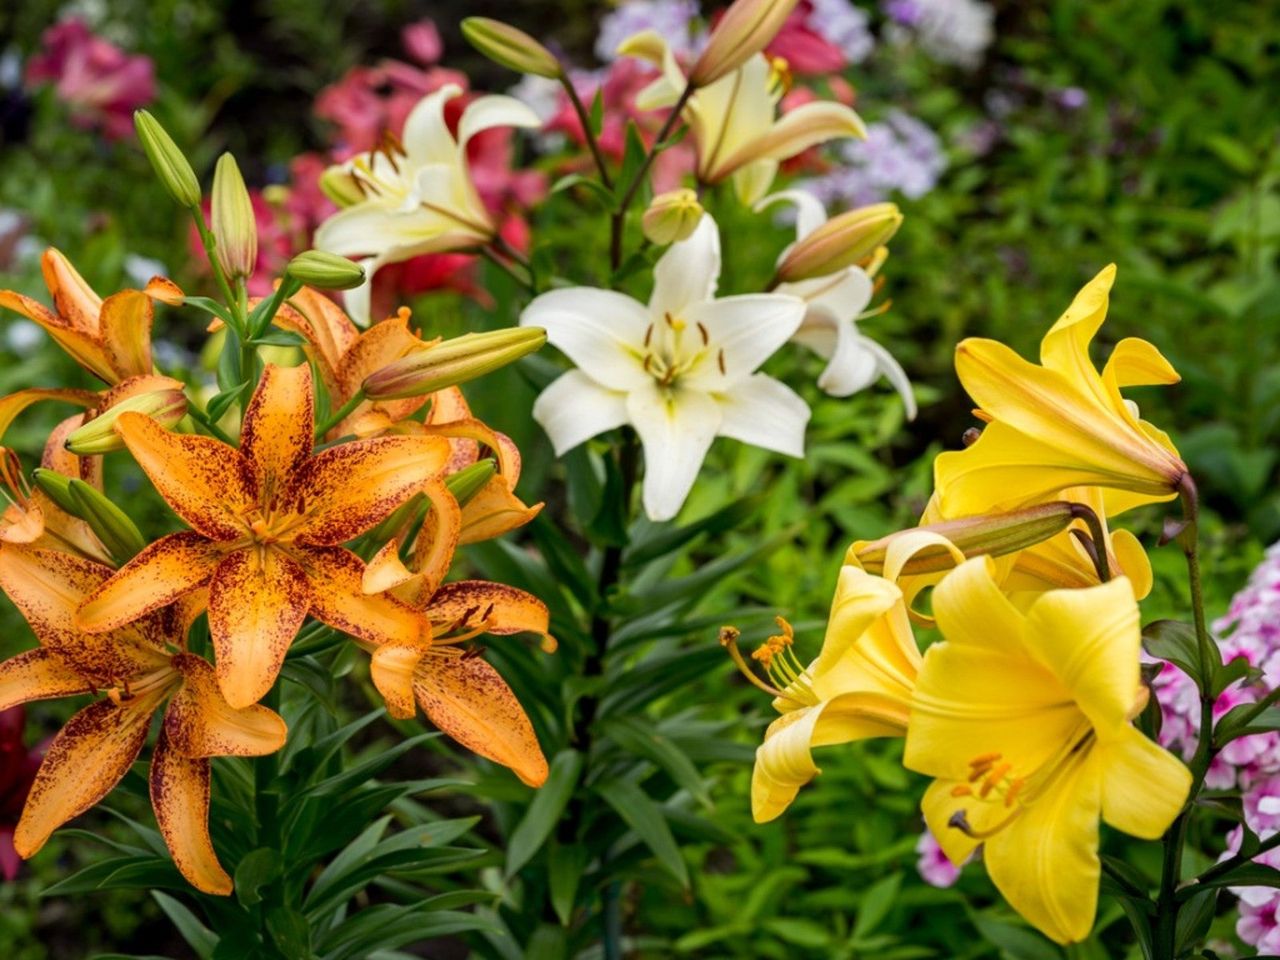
[25,18,154,140]
[915,830,961,888]
[767,2,849,75]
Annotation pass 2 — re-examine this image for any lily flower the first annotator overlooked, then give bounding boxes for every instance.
[904,558,1191,943]
[620,31,864,203]
[360,510,554,786]
[0,545,285,894]
[521,214,808,521]
[76,364,450,708]
[0,249,181,384]
[760,190,914,411]
[313,85,541,322]
[273,288,541,541]
[0,433,110,565]
[933,265,1187,518]
[731,564,921,822]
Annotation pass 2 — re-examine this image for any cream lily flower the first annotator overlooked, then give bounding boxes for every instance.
[313,85,541,322]
[742,565,921,823]
[519,215,808,521]
[761,190,915,412]
[933,265,1187,518]
[905,558,1191,944]
[619,32,865,204]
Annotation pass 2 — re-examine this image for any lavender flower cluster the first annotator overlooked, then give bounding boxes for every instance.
[595,0,703,62]
[802,110,947,209]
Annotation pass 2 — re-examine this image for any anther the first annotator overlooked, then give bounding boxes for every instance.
[717,349,726,374]
[696,322,709,345]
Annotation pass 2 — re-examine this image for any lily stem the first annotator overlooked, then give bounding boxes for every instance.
[314,389,365,441]
[561,76,613,190]
[185,397,236,446]
[480,244,536,293]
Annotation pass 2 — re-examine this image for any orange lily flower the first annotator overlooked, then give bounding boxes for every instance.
[0,545,285,895]
[0,249,182,384]
[274,287,541,541]
[76,363,450,708]
[360,495,555,787]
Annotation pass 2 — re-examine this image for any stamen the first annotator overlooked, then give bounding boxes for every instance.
[1004,777,1025,808]
[950,784,973,798]
[696,322,709,345]
[721,626,787,699]
[980,762,1012,798]
[643,324,654,348]
[717,349,726,375]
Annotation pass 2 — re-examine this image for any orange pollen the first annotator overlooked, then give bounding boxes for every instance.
[1003,777,1026,808]
[950,784,973,798]
[980,762,1013,798]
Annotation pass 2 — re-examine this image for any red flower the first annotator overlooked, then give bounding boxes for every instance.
[765,2,848,75]
[25,18,155,141]
[0,708,42,883]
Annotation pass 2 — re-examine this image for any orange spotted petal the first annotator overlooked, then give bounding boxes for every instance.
[278,287,360,392]
[410,479,461,602]
[164,655,286,757]
[459,477,543,546]
[149,730,231,895]
[414,655,548,787]
[0,649,93,712]
[363,540,418,595]
[289,435,451,546]
[208,547,311,709]
[97,289,156,380]
[240,364,314,490]
[78,532,224,634]
[370,640,426,719]
[430,580,553,647]
[116,412,258,541]
[0,387,98,441]
[14,694,161,857]
[300,545,423,646]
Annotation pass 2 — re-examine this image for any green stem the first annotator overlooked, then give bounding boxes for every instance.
[1184,830,1280,896]
[314,389,365,441]
[609,84,694,273]
[480,244,536,293]
[185,398,236,445]
[190,210,242,331]
[561,76,613,189]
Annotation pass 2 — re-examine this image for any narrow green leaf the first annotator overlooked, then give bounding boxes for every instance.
[600,717,710,808]
[852,872,903,939]
[506,750,583,877]
[152,892,218,960]
[1142,621,1204,691]
[595,778,689,887]
[624,496,763,568]
[548,840,586,926]
[234,848,283,908]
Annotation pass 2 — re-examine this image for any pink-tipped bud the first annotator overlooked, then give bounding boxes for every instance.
[211,153,257,280]
[363,327,547,400]
[777,203,902,283]
[689,0,801,87]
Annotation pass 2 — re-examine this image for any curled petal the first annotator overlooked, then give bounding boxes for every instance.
[371,641,425,719]
[301,545,423,646]
[429,581,552,643]
[149,731,231,895]
[278,287,360,392]
[165,655,287,758]
[97,289,155,380]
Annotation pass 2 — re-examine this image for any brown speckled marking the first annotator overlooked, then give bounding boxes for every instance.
[14,695,156,856]
[240,364,314,490]
[208,547,311,709]
[289,435,450,546]
[149,730,231,894]
[0,648,94,709]
[413,656,547,787]
[301,545,422,646]
[76,533,222,636]
[116,413,257,541]
[429,581,551,637]
[164,655,286,758]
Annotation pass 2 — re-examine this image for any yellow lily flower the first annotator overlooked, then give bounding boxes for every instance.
[729,564,921,823]
[273,288,541,542]
[76,363,451,708]
[0,249,181,384]
[904,558,1191,944]
[620,31,864,203]
[933,265,1187,518]
[361,498,554,787]
[0,545,285,895]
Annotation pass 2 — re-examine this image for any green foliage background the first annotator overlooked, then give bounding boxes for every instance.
[0,1,1277,958]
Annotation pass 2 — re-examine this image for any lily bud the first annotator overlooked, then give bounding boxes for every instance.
[286,251,367,290]
[363,327,547,400]
[642,189,704,245]
[134,110,202,208]
[445,459,498,508]
[66,479,147,565]
[776,203,903,283]
[211,153,257,280]
[849,502,1076,577]
[318,166,365,207]
[689,0,801,87]
[461,18,562,79]
[31,469,78,515]
[64,390,188,455]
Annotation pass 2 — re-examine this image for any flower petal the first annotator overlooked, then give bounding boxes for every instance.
[149,731,231,895]
[681,294,805,389]
[985,748,1102,944]
[755,189,829,242]
[14,695,158,857]
[240,364,314,490]
[1097,725,1191,839]
[811,564,919,688]
[77,532,223,635]
[1021,577,1141,736]
[208,548,311,709]
[1103,337,1181,390]
[0,387,98,441]
[0,649,92,712]
[278,288,360,393]
[370,641,424,719]
[0,290,115,383]
[414,655,548,787]
[428,581,551,640]
[457,93,542,149]
[97,289,155,381]
[411,479,461,598]
[401,84,464,166]
[164,655,287,758]
[458,477,542,546]
[626,382,722,522]
[520,288,651,389]
[532,370,631,456]
[716,375,809,458]
[115,413,257,541]
[649,215,721,319]
[301,545,423,646]
[718,101,866,173]
[290,435,451,545]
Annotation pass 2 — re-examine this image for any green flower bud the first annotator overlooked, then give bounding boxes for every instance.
[363,328,547,400]
[461,18,562,79]
[134,110,202,208]
[64,390,188,455]
[445,459,498,507]
[286,251,367,291]
[642,189,704,245]
[777,203,903,283]
[211,153,257,280]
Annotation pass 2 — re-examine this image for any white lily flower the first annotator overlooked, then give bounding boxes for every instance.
[762,190,916,416]
[313,84,541,322]
[618,31,865,205]
[521,215,809,521]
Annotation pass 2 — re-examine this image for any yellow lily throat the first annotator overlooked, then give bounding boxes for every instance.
[721,617,819,707]
[640,312,726,388]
